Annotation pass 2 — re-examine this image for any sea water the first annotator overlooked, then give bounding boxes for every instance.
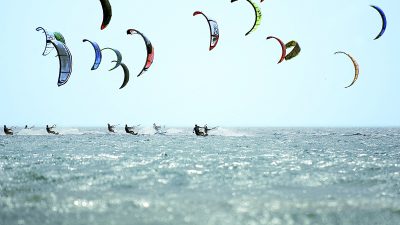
[1,127,399,225]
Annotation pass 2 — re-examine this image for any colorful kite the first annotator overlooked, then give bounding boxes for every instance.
[127,29,154,77]
[193,11,220,51]
[370,5,387,40]
[285,41,301,61]
[335,51,359,88]
[231,0,262,36]
[266,36,286,64]
[100,0,112,30]
[83,39,102,70]
[101,47,122,71]
[36,27,72,87]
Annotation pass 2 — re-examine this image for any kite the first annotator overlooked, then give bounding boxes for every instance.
[266,36,286,64]
[193,11,220,51]
[112,61,130,89]
[231,0,262,36]
[370,5,387,40]
[36,27,72,87]
[127,29,154,77]
[285,41,301,61]
[100,0,112,30]
[36,27,56,56]
[334,51,359,88]
[54,32,66,44]
[83,39,102,70]
[101,47,122,71]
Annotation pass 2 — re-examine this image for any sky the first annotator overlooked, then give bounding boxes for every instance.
[0,0,398,127]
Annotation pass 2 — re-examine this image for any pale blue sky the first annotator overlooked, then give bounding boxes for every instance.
[0,0,398,127]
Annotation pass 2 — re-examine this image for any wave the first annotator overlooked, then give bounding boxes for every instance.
[209,127,253,137]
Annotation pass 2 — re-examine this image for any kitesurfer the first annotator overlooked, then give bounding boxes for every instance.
[153,123,166,135]
[46,125,59,135]
[3,125,13,135]
[204,124,210,134]
[125,124,138,135]
[153,123,161,132]
[193,124,216,136]
[193,124,208,136]
[107,123,116,133]
[193,124,200,135]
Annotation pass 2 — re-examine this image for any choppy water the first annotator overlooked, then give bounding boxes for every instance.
[1,127,400,225]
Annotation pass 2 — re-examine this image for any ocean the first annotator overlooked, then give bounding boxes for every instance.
[1,127,400,225]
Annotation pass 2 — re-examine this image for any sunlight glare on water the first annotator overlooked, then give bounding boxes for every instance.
[1,127,400,225]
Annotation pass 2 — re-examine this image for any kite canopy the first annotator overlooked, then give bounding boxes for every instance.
[100,0,112,30]
[193,11,220,51]
[83,39,102,70]
[335,51,359,88]
[101,47,122,71]
[54,32,66,44]
[266,36,286,64]
[370,5,387,40]
[36,27,72,87]
[285,41,301,61]
[231,0,262,36]
[52,39,73,86]
[127,29,154,77]
[36,27,55,56]
[112,61,130,89]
